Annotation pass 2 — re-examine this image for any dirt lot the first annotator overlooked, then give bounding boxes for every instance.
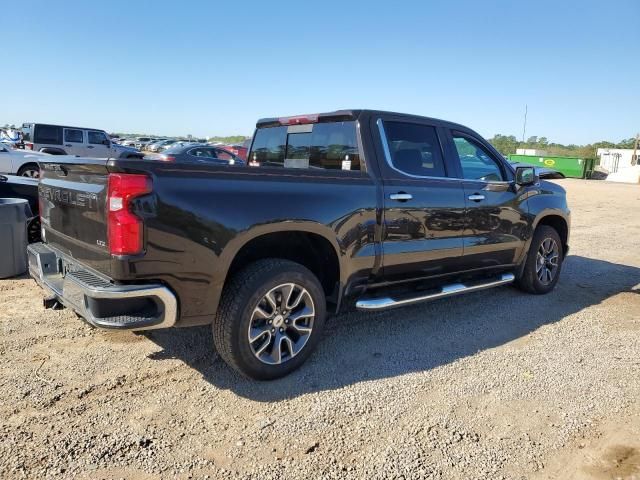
[1,179,639,479]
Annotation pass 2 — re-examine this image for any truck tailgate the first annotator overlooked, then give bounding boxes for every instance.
[39,158,111,260]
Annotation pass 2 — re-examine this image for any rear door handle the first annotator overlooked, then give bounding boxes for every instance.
[87,146,94,149]
[389,193,413,201]
[65,144,72,147]
[468,194,485,202]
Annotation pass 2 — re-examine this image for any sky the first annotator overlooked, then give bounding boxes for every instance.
[1,0,638,144]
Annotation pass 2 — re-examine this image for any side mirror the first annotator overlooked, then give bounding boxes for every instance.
[103,139,111,147]
[515,166,537,186]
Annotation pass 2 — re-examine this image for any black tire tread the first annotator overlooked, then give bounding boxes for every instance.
[213,258,322,378]
[515,225,563,294]
[17,163,38,176]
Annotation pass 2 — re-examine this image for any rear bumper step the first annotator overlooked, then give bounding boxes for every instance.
[27,242,177,330]
[355,273,515,311]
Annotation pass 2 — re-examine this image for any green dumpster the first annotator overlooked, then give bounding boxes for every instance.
[508,154,594,178]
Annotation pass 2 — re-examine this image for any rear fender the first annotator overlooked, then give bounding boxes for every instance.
[211,221,342,313]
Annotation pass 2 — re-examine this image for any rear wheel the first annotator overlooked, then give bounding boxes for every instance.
[17,163,39,178]
[516,225,563,294]
[213,259,326,380]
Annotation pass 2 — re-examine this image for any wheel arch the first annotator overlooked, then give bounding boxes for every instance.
[224,227,341,295]
[533,213,569,257]
[39,147,66,155]
[212,224,343,314]
[516,211,570,280]
[16,161,39,177]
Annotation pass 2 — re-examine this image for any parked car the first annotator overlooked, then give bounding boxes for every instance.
[28,109,570,380]
[134,137,159,150]
[148,139,178,152]
[0,174,40,242]
[21,123,142,160]
[0,142,51,177]
[218,140,250,161]
[142,139,162,152]
[146,144,243,165]
[158,140,198,151]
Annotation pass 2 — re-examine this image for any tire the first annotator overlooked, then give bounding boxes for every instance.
[17,163,40,178]
[515,225,563,294]
[213,259,326,380]
[27,217,41,243]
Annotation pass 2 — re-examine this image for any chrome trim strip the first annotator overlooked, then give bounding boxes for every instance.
[355,273,515,311]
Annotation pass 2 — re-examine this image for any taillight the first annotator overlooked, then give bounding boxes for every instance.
[107,173,151,255]
[25,143,33,150]
[160,155,176,162]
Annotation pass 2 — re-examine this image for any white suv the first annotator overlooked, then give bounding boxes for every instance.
[22,123,141,159]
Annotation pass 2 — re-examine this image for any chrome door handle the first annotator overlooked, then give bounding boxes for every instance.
[389,193,413,201]
[468,194,485,202]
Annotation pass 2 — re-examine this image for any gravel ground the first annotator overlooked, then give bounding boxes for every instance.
[1,179,639,480]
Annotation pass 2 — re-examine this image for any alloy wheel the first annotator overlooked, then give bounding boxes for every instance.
[536,238,559,285]
[21,169,39,178]
[248,283,315,365]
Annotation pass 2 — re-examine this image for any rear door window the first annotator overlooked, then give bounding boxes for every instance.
[215,149,235,161]
[382,121,446,177]
[64,128,84,143]
[249,121,362,171]
[188,147,216,159]
[34,125,62,145]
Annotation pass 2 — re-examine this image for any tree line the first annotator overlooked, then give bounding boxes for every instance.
[488,134,637,160]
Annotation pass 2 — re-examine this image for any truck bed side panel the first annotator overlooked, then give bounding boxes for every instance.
[108,161,380,321]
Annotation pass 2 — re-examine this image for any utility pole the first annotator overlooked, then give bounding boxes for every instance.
[521,104,528,144]
[632,133,639,166]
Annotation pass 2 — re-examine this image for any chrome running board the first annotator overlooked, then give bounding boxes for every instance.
[355,273,515,311]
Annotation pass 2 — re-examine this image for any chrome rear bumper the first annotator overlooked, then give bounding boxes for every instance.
[27,242,177,330]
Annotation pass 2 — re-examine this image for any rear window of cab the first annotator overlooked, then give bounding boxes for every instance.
[249,121,362,172]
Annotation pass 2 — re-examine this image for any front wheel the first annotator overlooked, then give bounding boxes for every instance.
[213,259,326,380]
[516,225,563,294]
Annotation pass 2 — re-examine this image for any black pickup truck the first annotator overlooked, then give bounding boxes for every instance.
[28,110,570,379]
